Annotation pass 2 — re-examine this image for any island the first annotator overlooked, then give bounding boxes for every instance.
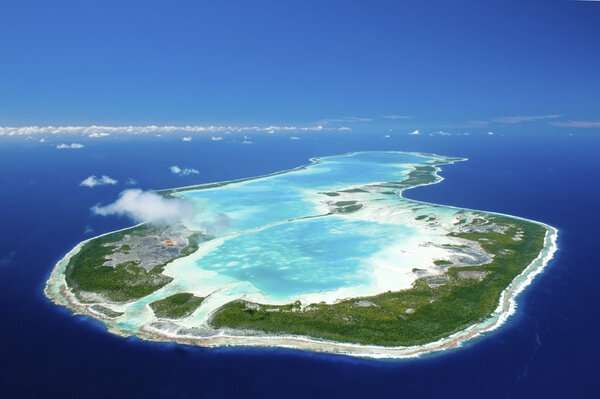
[45,151,557,358]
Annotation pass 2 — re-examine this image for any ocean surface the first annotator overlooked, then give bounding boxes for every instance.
[0,132,598,398]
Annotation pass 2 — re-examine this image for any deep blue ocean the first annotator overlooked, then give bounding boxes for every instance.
[0,132,598,398]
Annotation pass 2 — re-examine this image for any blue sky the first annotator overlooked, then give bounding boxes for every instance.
[0,0,598,134]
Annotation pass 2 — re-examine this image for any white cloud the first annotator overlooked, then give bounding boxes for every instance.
[290,136,301,140]
[493,115,561,124]
[170,165,199,176]
[337,127,351,131]
[437,131,452,136]
[89,132,110,138]
[488,131,495,135]
[125,177,138,185]
[242,140,253,144]
[384,134,391,138]
[408,129,420,135]
[56,143,84,149]
[182,136,192,141]
[211,136,223,141]
[551,121,600,128]
[92,189,194,224]
[0,125,331,136]
[80,175,118,187]
[320,117,372,124]
[383,115,410,120]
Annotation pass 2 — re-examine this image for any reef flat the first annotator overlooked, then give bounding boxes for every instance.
[45,151,557,358]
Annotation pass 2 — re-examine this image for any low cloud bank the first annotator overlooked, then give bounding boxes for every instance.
[80,175,118,187]
[0,125,332,136]
[57,143,84,149]
[92,189,194,224]
[170,166,199,176]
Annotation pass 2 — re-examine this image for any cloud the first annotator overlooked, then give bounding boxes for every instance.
[0,125,331,136]
[384,134,391,138]
[125,177,138,185]
[493,115,561,124]
[199,213,232,236]
[211,136,223,141]
[170,165,199,176]
[89,132,110,138]
[337,127,351,131]
[488,131,495,135]
[408,129,420,135]
[551,121,600,128]
[467,120,489,126]
[319,117,372,124]
[92,189,194,225]
[56,143,84,149]
[242,140,253,144]
[437,130,452,136]
[383,115,410,120]
[80,175,118,187]
[182,136,192,141]
[290,136,301,140]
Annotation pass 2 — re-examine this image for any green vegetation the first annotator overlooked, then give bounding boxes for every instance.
[65,225,203,303]
[210,216,547,346]
[433,260,453,266]
[335,204,363,213]
[149,293,205,319]
[334,201,358,206]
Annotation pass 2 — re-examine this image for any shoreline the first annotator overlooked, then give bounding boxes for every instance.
[44,151,558,359]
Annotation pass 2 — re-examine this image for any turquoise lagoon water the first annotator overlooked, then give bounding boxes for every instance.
[176,152,435,231]
[195,217,417,301]
[169,152,445,304]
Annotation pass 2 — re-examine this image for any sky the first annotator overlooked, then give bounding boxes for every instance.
[0,0,599,135]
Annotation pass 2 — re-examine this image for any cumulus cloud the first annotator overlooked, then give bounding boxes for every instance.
[437,131,452,136]
[408,129,420,135]
[384,134,391,138]
[56,143,84,149]
[170,166,199,176]
[493,115,561,124]
[290,136,301,140]
[89,132,110,138]
[182,136,192,141]
[211,136,223,141]
[488,131,495,135]
[242,140,253,144]
[80,175,118,187]
[92,189,194,224]
[551,120,600,128]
